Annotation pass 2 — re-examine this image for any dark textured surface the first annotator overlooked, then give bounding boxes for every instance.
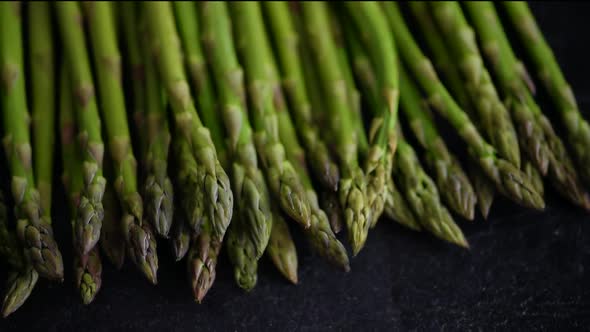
[2,3,590,331]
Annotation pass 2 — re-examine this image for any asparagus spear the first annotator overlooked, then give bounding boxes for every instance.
[55,1,105,256]
[345,17,476,221]
[300,2,371,256]
[0,192,39,317]
[503,2,590,187]
[29,1,56,216]
[398,64,477,220]
[229,2,312,230]
[173,1,227,166]
[170,200,190,262]
[1,1,64,280]
[82,2,157,284]
[393,128,469,248]
[121,2,174,238]
[2,2,56,315]
[329,9,369,161]
[199,1,272,290]
[275,85,351,271]
[468,164,496,219]
[341,1,399,230]
[406,2,496,218]
[261,2,340,192]
[430,2,521,169]
[465,2,590,210]
[2,268,38,318]
[383,172,422,232]
[319,190,344,235]
[382,3,544,210]
[59,66,103,305]
[100,180,126,269]
[186,219,221,302]
[175,3,239,301]
[266,211,298,284]
[407,2,473,111]
[144,2,234,242]
[295,21,345,234]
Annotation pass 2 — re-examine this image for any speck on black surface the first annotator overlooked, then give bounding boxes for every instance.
[2,3,590,331]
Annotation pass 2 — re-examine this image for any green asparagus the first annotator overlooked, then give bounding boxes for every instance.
[300,2,371,256]
[398,64,477,220]
[144,2,234,242]
[466,2,590,210]
[0,192,39,318]
[382,3,544,210]
[274,74,350,271]
[341,1,399,230]
[229,2,312,230]
[83,2,157,284]
[383,171,422,232]
[100,180,126,269]
[430,2,521,169]
[1,1,64,280]
[393,127,469,248]
[266,210,299,284]
[199,1,272,290]
[503,2,590,187]
[29,2,56,216]
[261,2,340,192]
[121,2,174,238]
[59,66,103,304]
[55,2,105,256]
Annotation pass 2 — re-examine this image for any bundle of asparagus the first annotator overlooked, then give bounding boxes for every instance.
[0,1,587,316]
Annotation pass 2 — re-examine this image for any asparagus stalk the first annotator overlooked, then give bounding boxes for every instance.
[83,2,157,284]
[406,2,496,218]
[382,3,544,210]
[345,16,476,221]
[393,127,469,248]
[341,1,399,230]
[55,1,105,256]
[0,192,39,317]
[59,66,103,305]
[199,1,272,290]
[74,246,102,305]
[173,1,227,166]
[329,10,369,160]
[468,164,496,219]
[186,219,221,302]
[430,2,521,169]
[266,211,298,284]
[383,172,422,232]
[398,64,477,220]
[465,2,590,210]
[2,267,38,318]
[319,190,344,235]
[503,2,590,187]
[144,2,234,242]
[170,200,190,262]
[261,2,340,192]
[294,25,345,235]
[273,65,350,270]
[229,2,312,230]
[117,2,145,156]
[121,2,174,238]
[176,3,238,302]
[300,2,371,256]
[29,1,56,216]
[407,2,472,111]
[100,180,126,269]
[1,1,64,280]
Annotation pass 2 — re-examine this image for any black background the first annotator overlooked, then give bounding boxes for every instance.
[2,2,590,331]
